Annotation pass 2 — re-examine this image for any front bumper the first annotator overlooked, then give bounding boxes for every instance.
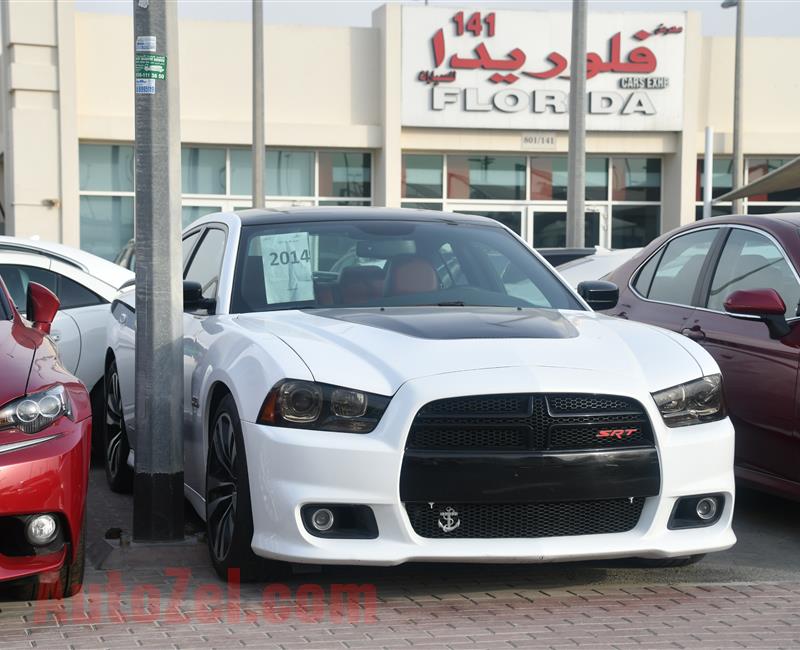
[242,367,736,565]
[0,417,90,583]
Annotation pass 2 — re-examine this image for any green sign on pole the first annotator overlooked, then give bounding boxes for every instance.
[135,53,167,80]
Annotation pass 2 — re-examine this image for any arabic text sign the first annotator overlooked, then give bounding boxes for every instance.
[135,53,167,80]
[259,233,315,305]
[402,7,686,131]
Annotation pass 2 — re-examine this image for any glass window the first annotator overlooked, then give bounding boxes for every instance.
[746,204,800,215]
[612,158,661,201]
[533,212,600,248]
[231,220,582,313]
[529,157,607,201]
[184,228,227,301]
[318,152,371,198]
[402,155,443,199]
[696,158,733,201]
[611,205,660,248]
[80,195,135,261]
[448,155,525,200]
[707,228,800,317]
[79,144,134,192]
[455,210,523,236]
[0,265,57,310]
[402,202,443,211]
[58,276,103,309]
[632,249,662,297]
[318,200,370,207]
[230,149,314,197]
[694,205,732,221]
[182,205,222,228]
[646,228,718,305]
[746,158,800,202]
[181,147,226,195]
[182,231,203,267]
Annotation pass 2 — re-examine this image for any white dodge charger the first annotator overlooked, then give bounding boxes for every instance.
[105,208,735,580]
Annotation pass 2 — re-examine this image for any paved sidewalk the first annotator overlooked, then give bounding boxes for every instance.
[1,468,800,649]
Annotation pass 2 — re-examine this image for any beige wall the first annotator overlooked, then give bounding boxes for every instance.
[76,13,382,148]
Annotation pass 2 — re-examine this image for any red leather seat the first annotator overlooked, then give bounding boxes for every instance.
[384,255,439,296]
[339,265,385,305]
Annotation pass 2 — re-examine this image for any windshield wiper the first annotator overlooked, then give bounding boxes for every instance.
[411,301,466,307]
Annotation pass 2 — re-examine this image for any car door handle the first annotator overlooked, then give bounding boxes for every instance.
[681,327,705,342]
[50,330,61,342]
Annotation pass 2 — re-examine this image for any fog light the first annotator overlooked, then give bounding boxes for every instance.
[25,514,58,546]
[311,508,334,532]
[696,497,718,521]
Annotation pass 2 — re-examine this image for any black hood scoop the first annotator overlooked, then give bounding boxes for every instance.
[308,307,579,340]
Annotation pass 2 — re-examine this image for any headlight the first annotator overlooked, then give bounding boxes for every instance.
[258,380,390,433]
[652,374,725,427]
[0,385,73,434]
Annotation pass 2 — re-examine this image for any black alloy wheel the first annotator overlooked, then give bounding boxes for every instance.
[104,358,134,493]
[205,393,280,582]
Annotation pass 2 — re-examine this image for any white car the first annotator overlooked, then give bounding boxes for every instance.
[556,247,643,288]
[105,208,735,580]
[0,236,134,428]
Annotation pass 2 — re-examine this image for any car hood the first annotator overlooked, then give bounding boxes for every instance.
[0,319,37,406]
[235,307,706,396]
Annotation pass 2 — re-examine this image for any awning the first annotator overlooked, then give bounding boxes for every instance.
[714,155,800,203]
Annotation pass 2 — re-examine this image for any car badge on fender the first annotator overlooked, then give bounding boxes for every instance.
[438,506,461,533]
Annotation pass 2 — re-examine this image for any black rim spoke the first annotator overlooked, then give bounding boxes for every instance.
[207,412,238,563]
[105,368,124,478]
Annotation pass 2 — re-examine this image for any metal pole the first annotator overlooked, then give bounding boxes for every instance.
[703,126,714,220]
[731,0,744,214]
[252,0,265,208]
[133,0,184,541]
[566,0,587,248]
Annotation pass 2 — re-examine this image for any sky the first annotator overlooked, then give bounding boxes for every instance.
[72,0,800,37]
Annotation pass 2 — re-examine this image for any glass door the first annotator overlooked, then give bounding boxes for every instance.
[446,204,525,238]
[526,204,609,249]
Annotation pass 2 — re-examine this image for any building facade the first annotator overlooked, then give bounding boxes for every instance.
[2,2,800,260]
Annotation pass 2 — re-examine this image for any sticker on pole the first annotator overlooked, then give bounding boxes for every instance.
[258,233,315,305]
[135,36,157,53]
[135,53,166,80]
[135,78,155,94]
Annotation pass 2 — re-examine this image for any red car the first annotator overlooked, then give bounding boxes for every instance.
[603,214,800,500]
[0,278,91,599]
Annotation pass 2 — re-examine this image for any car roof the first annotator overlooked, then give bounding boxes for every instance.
[229,206,505,228]
[0,236,135,290]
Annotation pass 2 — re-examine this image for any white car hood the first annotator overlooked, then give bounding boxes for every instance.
[235,307,706,397]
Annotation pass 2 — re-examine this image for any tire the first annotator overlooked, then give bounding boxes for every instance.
[634,554,706,568]
[205,393,280,582]
[104,357,134,493]
[89,382,105,462]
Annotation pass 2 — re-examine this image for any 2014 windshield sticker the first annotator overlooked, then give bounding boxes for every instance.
[259,233,314,304]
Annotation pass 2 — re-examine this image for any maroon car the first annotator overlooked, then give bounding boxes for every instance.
[603,214,800,500]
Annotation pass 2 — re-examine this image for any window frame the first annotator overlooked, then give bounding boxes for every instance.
[628,225,725,309]
[696,225,800,322]
[183,225,229,311]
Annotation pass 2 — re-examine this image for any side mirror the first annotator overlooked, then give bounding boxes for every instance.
[183,280,215,313]
[26,282,60,334]
[577,280,619,311]
[724,288,791,339]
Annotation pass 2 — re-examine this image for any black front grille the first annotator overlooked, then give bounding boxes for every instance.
[405,498,645,539]
[406,393,653,452]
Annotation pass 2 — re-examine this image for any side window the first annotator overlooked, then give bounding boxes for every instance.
[632,249,662,297]
[0,265,58,310]
[184,228,226,301]
[58,275,103,309]
[707,229,800,317]
[645,229,718,306]
[182,230,203,270]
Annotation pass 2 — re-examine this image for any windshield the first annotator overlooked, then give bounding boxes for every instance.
[231,219,582,313]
